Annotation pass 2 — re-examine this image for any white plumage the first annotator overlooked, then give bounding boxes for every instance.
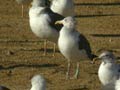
[29,0,63,56]
[56,17,96,79]
[50,0,75,16]
[30,75,46,90]
[98,51,120,90]
[29,8,58,42]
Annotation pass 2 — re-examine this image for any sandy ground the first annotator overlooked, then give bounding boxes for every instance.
[0,0,120,90]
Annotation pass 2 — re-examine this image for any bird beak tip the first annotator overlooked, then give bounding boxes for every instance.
[55,21,63,25]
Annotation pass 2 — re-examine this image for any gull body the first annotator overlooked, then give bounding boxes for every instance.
[98,51,120,90]
[30,75,46,90]
[56,17,96,79]
[29,0,63,55]
[29,8,58,43]
[50,0,75,16]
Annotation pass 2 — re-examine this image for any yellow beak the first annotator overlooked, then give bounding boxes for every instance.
[55,20,63,25]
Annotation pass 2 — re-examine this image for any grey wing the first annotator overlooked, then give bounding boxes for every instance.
[78,34,96,60]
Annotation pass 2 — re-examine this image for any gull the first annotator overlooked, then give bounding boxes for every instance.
[50,0,75,17]
[45,0,75,56]
[55,17,96,79]
[94,51,120,90]
[0,86,10,90]
[30,75,46,90]
[98,51,119,85]
[29,0,64,56]
[16,0,32,17]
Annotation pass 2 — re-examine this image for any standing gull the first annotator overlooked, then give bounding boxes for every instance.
[55,17,96,79]
[50,0,75,16]
[30,75,46,90]
[16,0,31,17]
[45,0,75,56]
[29,0,64,56]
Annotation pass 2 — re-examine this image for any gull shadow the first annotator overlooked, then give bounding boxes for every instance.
[90,34,120,37]
[75,2,120,6]
[75,14,120,18]
[0,64,59,71]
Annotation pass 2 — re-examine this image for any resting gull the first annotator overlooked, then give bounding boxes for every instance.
[50,0,75,16]
[16,0,31,17]
[29,0,64,56]
[98,52,119,85]
[94,51,120,90]
[55,17,96,79]
[30,75,46,90]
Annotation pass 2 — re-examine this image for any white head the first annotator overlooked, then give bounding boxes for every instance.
[31,75,46,90]
[99,51,116,63]
[55,16,76,29]
[32,0,46,7]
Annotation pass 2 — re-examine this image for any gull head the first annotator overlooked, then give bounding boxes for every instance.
[99,51,116,63]
[92,51,116,64]
[31,75,46,90]
[55,16,76,29]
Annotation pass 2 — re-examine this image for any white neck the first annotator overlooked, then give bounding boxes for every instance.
[32,0,45,7]
[31,84,46,90]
